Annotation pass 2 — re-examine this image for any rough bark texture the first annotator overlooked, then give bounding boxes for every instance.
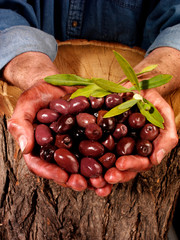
[0,40,179,240]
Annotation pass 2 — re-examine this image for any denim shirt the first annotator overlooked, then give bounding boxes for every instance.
[0,0,180,70]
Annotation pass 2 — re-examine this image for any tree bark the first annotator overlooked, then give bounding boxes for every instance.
[0,40,179,240]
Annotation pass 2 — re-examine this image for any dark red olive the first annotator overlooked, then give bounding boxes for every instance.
[85,123,102,140]
[136,139,153,157]
[50,114,76,133]
[116,137,135,155]
[113,123,128,139]
[40,144,57,162]
[105,93,122,109]
[117,109,132,123]
[128,112,146,129]
[140,123,159,141]
[35,124,53,146]
[99,152,116,168]
[37,108,59,123]
[55,134,73,149]
[54,148,79,173]
[101,135,115,151]
[90,96,104,109]
[79,140,104,157]
[76,113,96,128]
[69,96,90,114]
[49,98,69,115]
[80,157,103,178]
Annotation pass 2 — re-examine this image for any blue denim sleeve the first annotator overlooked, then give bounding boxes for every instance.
[0,2,57,70]
[0,25,57,70]
[144,1,180,54]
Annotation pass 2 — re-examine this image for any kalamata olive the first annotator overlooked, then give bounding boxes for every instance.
[79,140,104,157]
[37,108,59,123]
[40,144,57,162]
[54,148,79,173]
[97,110,116,132]
[136,139,153,157]
[50,114,76,133]
[117,109,132,123]
[128,112,146,129]
[76,113,96,128]
[55,134,73,149]
[35,124,53,146]
[105,93,122,109]
[69,96,90,114]
[116,137,135,155]
[85,123,102,140]
[80,157,103,178]
[72,127,85,141]
[101,135,115,151]
[49,98,69,115]
[89,96,104,109]
[140,123,159,141]
[113,123,128,139]
[99,152,116,168]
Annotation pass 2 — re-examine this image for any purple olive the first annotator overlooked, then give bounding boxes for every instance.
[76,113,96,128]
[40,144,57,162]
[128,113,146,129]
[89,96,104,109]
[113,123,128,139]
[55,134,73,149]
[37,108,59,123]
[50,114,76,133]
[105,93,122,109]
[136,139,153,157]
[99,152,116,168]
[54,148,79,173]
[79,140,104,157]
[49,98,69,115]
[80,157,102,178]
[85,123,102,140]
[116,137,135,155]
[35,124,53,146]
[101,135,115,151]
[69,96,90,114]
[140,123,159,141]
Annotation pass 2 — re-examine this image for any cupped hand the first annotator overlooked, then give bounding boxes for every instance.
[7,81,111,196]
[105,88,178,184]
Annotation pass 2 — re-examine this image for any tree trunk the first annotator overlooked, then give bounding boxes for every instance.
[0,40,179,240]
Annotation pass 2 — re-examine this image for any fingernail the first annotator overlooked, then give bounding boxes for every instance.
[157,149,166,164]
[19,135,27,152]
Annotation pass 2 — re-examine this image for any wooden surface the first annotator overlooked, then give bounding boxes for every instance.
[0,40,179,240]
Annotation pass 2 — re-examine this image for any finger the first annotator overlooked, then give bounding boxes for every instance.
[24,153,69,184]
[116,155,152,172]
[104,167,137,184]
[143,90,178,165]
[95,184,113,197]
[89,175,107,188]
[66,174,88,191]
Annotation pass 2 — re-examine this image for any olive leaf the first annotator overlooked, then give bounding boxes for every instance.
[92,78,130,93]
[91,89,111,97]
[130,74,172,91]
[137,99,164,129]
[70,84,100,99]
[45,74,93,86]
[113,50,140,91]
[103,98,139,118]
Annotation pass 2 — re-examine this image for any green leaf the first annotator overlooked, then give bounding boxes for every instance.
[137,100,164,129]
[113,50,140,91]
[70,84,100,99]
[44,74,93,86]
[92,78,131,93]
[103,105,130,118]
[91,89,111,97]
[118,98,140,109]
[130,74,172,90]
[137,64,158,75]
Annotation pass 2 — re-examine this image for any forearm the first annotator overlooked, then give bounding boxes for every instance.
[135,47,180,96]
[2,52,60,90]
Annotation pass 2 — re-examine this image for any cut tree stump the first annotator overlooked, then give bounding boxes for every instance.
[0,40,179,240]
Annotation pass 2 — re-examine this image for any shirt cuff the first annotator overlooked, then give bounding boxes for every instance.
[0,25,58,70]
[146,24,180,55]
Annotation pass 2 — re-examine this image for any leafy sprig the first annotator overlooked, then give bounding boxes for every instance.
[44,51,172,129]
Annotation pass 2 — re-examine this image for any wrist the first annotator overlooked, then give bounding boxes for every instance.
[3,52,60,90]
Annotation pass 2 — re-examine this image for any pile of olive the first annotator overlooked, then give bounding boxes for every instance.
[34,94,159,179]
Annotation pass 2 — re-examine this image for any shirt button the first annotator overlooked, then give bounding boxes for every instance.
[72,21,78,27]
